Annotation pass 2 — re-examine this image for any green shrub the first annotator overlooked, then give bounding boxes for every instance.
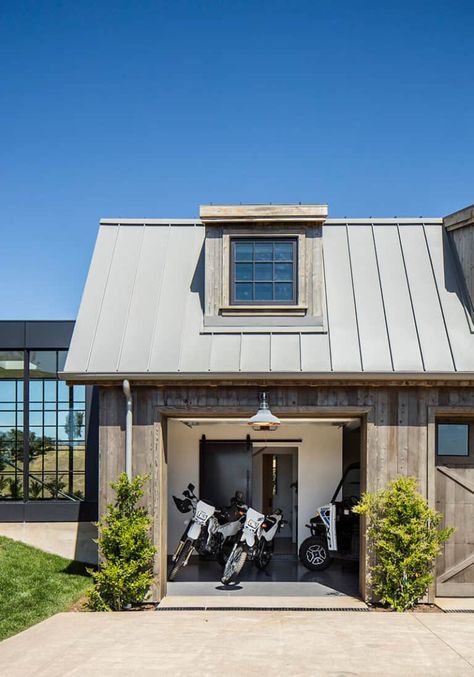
[354,476,454,612]
[86,473,156,611]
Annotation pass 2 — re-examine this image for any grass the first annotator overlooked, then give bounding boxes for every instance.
[0,536,92,641]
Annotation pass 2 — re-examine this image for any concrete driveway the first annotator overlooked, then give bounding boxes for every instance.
[0,610,473,676]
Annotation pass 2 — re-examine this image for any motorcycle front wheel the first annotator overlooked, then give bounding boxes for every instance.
[216,540,234,567]
[221,545,248,584]
[255,542,272,570]
[168,538,194,581]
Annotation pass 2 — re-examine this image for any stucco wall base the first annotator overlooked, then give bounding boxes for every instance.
[0,522,98,565]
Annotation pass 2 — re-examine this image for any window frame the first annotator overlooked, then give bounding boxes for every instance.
[229,237,298,306]
[27,362,87,502]
[435,420,474,465]
[0,347,97,517]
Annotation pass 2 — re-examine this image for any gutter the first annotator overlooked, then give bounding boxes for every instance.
[60,371,474,384]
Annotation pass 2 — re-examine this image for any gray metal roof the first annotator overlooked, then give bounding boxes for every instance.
[63,218,474,380]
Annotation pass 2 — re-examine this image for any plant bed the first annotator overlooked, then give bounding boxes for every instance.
[367,603,442,613]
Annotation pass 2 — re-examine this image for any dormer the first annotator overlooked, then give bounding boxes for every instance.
[201,203,328,330]
[444,205,474,317]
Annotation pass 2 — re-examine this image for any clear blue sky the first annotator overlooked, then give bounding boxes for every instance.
[1,0,473,319]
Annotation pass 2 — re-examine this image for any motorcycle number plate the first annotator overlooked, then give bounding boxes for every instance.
[195,510,209,523]
[247,519,259,531]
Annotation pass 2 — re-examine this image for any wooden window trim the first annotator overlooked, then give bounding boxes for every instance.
[435,419,474,466]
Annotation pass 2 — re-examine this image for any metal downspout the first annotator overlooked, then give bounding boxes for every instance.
[122,379,132,479]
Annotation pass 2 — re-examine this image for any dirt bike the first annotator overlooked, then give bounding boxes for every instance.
[169,484,247,581]
[221,506,284,585]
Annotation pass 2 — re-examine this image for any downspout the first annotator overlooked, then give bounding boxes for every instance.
[122,379,132,479]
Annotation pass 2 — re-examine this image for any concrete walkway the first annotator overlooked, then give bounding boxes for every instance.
[1,610,474,676]
[160,593,367,608]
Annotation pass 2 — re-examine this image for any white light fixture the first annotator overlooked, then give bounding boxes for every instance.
[248,392,281,431]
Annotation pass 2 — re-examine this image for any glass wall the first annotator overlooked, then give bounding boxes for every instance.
[0,350,87,501]
[0,352,24,499]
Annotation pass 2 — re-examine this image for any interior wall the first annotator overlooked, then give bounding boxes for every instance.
[167,420,342,552]
[343,427,361,469]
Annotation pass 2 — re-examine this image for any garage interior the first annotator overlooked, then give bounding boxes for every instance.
[166,417,362,599]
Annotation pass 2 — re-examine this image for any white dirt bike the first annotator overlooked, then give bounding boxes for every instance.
[169,484,246,581]
[221,506,284,584]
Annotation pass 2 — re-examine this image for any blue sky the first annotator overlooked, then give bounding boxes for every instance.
[1,0,473,319]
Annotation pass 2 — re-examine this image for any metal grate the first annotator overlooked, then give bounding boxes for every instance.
[442,609,474,613]
[156,606,369,612]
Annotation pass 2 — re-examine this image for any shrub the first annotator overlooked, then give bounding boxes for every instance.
[86,473,156,611]
[29,480,43,499]
[354,476,454,612]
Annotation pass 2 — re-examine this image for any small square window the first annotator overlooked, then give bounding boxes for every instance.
[437,424,469,457]
[231,238,297,305]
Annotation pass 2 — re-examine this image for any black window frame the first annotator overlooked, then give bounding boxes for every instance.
[0,321,98,522]
[230,237,298,306]
[27,351,87,503]
[436,420,474,465]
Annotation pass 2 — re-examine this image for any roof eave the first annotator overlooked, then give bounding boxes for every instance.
[60,371,474,383]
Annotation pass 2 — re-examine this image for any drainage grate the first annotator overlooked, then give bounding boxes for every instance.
[156,606,369,612]
[442,609,474,613]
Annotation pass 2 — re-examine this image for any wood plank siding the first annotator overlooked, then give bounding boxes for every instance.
[98,384,474,602]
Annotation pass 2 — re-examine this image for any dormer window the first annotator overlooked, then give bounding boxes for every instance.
[231,238,297,305]
[201,203,327,323]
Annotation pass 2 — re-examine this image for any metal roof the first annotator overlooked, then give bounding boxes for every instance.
[63,218,474,380]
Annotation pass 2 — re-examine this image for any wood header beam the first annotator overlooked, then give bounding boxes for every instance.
[199,204,328,223]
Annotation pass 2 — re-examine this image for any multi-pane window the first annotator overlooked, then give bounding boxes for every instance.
[0,354,24,499]
[231,238,297,304]
[0,350,87,501]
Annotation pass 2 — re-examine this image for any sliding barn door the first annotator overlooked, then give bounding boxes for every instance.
[436,465,474,596]
[200,439,252,508]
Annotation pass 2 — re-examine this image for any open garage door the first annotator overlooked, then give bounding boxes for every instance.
[436,465,474,596]
[166,418,362,605]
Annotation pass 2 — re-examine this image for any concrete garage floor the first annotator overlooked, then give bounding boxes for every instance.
[1,611,474,676]
[167,555,360,602]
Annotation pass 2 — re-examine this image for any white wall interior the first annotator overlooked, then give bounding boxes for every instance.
[167,419,343,553]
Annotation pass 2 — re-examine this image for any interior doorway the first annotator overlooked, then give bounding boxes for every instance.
[253,446,298,556]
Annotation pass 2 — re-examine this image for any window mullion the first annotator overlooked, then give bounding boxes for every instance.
[23,350,29,502]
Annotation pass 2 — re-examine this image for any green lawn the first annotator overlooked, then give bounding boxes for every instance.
[0,536,92,641]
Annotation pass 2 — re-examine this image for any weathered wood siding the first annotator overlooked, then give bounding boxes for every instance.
[99,384,474,601]
[450,223,474,313]
[436,465,474,596]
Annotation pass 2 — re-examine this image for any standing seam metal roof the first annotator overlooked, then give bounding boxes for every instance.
[64,218,474,378]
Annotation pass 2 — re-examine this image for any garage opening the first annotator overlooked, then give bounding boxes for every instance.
[166,417,362,601]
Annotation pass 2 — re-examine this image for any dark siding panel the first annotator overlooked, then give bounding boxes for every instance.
[0,321,25,348]
[25,321,74,349]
